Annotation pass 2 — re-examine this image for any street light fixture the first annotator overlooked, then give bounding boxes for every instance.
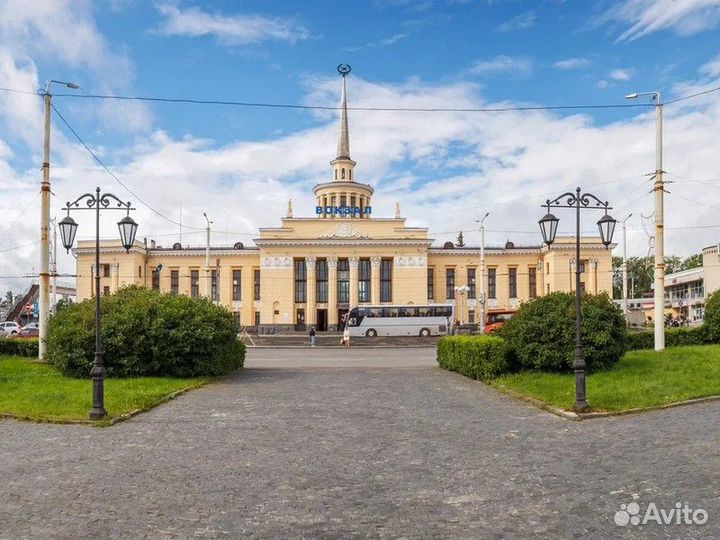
[539,186,616,411]
[59,187,137,420]
[626,90,664,351]
[454,285,470,327]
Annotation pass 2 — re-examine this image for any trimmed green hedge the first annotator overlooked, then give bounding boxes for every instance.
[705,290,720,342]
[627,326,709,350]
[47,286,245,378]
[0,337,39,357]
[437,335,511,380]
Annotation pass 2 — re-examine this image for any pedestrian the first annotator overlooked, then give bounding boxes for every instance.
[309,326,316,347]
[342,325,350,348]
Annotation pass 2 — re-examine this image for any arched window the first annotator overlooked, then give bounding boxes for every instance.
[349,169,352,180]
[341,168,345,179]
[334,169,337,180]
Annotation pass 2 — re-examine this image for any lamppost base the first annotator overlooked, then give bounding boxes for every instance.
[89,408,107,420]
[573,401,590,413]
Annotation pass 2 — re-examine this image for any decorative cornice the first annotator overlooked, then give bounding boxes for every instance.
[255,238,432,248]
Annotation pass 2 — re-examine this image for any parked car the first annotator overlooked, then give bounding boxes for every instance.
[18,323,39,338]
[0,321,20,335]
[485,310,516,334]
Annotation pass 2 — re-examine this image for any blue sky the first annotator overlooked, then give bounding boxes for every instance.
[0,0,719,289]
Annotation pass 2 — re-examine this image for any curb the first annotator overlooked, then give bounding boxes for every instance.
[486,382,720,421]
[0,381,210,428]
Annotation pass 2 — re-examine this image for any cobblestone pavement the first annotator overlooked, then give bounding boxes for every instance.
[1,348,718,539]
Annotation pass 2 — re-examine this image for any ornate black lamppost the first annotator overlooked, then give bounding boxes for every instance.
[539,187,616,411]
[58,187,138,420]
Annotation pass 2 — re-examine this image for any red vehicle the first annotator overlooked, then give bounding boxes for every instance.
[485,310,516,334]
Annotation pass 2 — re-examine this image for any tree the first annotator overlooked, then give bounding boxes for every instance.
[680,253,703,271]
[456,231,465,247]
[664,255,683,275]
[5,291,13,304]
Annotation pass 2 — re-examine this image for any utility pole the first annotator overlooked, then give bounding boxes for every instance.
[621,214,632,319]
[38,79,78,360]
[476,213,489,334]
[626,90,664,350]
[203,212,212,298]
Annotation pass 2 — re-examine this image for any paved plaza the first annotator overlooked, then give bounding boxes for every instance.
[1,347,718,539]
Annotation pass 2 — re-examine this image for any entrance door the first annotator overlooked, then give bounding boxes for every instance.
[338,308,349,329]
[316,309,327,331]
[296,308,305,331]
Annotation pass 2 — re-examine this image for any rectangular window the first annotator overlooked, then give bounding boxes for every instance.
[191,270,200,298]
[254,311,260,326]
[528,267,537,299]
[232,270,242,301]
[152,268,160,290]
[427,268,434,300]
[338,259,349,303]
[211,269,219,302]
[445,268,455,299]
[254,269,260,301]
[103,264,110,278]
[138,265,142,278]
[294,259,307,302]
[232,312,241,330]
[509,267,517,299]
[103,286,110,296]
[467,268,476,298]
[380,259,392,302]
[488,268,497,299]
[170,270,179,294]
[358,259,371,303]
[316,259,328,303]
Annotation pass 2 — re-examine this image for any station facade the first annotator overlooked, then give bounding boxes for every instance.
[75,72,614,331]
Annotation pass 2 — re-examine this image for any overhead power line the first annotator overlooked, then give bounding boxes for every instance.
[51,103,205,232]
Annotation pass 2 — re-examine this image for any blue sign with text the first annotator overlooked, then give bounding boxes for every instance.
[316,206,372,216]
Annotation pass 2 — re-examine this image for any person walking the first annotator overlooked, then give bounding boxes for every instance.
[342,325,350,348]
[309,326,316,347]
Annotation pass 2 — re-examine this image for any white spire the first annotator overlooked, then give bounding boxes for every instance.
[336,71,350,159]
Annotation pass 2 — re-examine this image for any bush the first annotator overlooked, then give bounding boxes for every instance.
[500,292,627,373]
[627,326,709,350]
[0,337,39,357]
[437,335,511,380]
[704,290,720,342]
[47,286,245,378]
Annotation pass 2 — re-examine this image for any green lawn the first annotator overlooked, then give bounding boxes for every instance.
[0,356,209,424]
[489,345,720,412]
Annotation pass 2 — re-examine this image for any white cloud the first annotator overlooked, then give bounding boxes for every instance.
[495,11,536,32]
[597,79,610,90]
[601,0,720,41]
[0,0,152,134]
[610,68,633,81]
[469,55,533,76]
[553,57,590,70]
[700,54,720,77]
[154,3,310,45]
[344,33,409,52]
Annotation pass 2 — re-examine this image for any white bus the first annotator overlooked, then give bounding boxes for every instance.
[345,304,454,337]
